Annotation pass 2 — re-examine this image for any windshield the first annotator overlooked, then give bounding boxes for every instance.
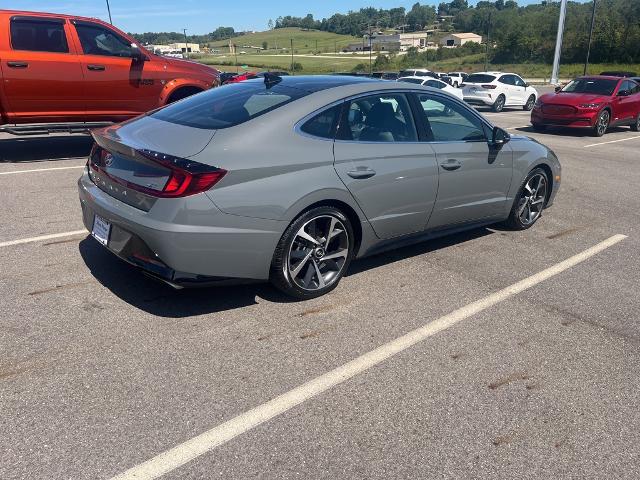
[465,74,496,84]
[561,78,618,96]
[151,81,309,129]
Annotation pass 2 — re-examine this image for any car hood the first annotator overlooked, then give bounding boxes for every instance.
[93,115,216,158]
[159,55,219,78]
[540,92,609,105]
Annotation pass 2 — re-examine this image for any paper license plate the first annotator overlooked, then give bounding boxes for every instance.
[92,214,111,246]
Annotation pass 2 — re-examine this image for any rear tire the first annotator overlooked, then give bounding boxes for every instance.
[592,110,610,137]
[631,113,640,132]
[523,94,536,111]
[504,168,549,230]
[492,95,506,113]
[270,206,354,299]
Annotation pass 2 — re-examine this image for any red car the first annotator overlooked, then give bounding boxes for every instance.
[0,10,219,135]
[531,76,640,137]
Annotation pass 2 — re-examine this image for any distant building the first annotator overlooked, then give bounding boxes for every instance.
[343,32,434,53]
[147,43,201,55]
[440,33,482,47]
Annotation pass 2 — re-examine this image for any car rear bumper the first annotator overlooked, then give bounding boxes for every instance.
[78,171,285,284]
[463,95,495,106]
[531,108,597,128]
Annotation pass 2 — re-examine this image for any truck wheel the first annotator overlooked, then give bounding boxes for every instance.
[167,87,202,104]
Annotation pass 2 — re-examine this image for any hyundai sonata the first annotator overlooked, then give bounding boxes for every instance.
[78,75,561,299]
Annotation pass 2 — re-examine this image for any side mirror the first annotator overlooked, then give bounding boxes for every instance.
[130,44,146,62]
[492,126,510,146]
[554,85,562,93]
[617,89,630,97]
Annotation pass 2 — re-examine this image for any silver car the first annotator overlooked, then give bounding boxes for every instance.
[78,75,561,299]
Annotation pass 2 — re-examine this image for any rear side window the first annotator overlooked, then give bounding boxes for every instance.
[151,81,310,130]
[10,18,68,53]
[300,104,342,139]
[466,74,496,84]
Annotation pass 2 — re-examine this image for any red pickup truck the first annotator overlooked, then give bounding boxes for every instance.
[0,10,219,135]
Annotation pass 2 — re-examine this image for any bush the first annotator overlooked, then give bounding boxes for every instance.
[292,62,304,72]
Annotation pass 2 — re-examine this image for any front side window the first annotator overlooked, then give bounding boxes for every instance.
[300,104,342,139]
[415,93,486,142]
[498,75,515,85]
[10,18,68,53]
[338,93,417,143]
[74,22,133,57]
[151,81,309,129]
[513,75,526,87]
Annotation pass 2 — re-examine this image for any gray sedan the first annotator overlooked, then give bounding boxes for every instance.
[78,75,561,299]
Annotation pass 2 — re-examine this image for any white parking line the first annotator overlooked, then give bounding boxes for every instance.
[0,165,85,176]
[583,136,640,148]
[109,234,627,480]
[0,230,86,248]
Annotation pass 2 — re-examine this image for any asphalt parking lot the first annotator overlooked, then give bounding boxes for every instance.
[2,87,640,479]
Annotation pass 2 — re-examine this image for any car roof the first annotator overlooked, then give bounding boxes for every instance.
[576,75,623,81]
[2,9,112,27]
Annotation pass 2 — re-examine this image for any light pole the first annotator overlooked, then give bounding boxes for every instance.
[550,0,568,84]
[484,11,492,72]
[183,29,189,59]
[584,0,597,75]
[290,39,294,74]
[368,24,372,75]
[105,0,112,24]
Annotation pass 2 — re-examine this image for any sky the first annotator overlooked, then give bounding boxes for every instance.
[6,1,588,34]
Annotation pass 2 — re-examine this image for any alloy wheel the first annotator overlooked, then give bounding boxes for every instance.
[524,95,535,111]
[597,111,610,136]
[493,95,505,112]
[287,215,349,291]
[516,173,547,226]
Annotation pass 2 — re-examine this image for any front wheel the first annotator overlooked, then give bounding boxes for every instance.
[270,206,354,299]
[504,168,549,230]
[593,110,610,137]
[523,94,536,111]
[492,95,506,113]
[532,123,546,132]
[631,113,640,132]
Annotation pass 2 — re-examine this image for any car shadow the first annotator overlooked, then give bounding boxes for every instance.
[80,226,495,317]
[0,135,93,163]
[514,125,630,137]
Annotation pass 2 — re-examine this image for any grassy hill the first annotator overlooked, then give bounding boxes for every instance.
[207,28,357,54]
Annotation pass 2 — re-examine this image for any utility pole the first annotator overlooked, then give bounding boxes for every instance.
[584,0,597,75]
[290,39,294,74]
[369,24,372,75]
[234,44,238,73]
[550,0,568,84]
[334,40,337,54]
[105,0,113,24]
[315,39,318,54]
[183,29,189,59]
[485,11,491,71]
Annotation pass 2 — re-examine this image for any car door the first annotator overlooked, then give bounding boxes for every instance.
[410,92,514,229]
[333,92,439,239]
[512,75,529,105]
[70,19,163,120]
[1,15,85,122]
[613,80,636,123]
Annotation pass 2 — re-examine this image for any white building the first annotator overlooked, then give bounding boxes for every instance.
[440,33,482,47]
[343,32,434,53]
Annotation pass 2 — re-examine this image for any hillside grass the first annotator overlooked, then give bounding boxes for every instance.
[199,51,639,80]
[207,28,357,54]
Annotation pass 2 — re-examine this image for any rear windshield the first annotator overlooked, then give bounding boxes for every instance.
[561,78,618,96]
[465,74,496,84]
[151,81,310,129]
[399,78,424,84]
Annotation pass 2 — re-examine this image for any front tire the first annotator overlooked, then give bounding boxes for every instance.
[270,206,354,299]
[523,94,535,111]
[631,113,640,132]
[504,168,549,230]
[593,110,610,137]
[492,94,506,113]
[532,123,546,132]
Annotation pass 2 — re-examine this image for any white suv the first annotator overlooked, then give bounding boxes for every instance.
[462,72,538,112]
[447,72,468,88]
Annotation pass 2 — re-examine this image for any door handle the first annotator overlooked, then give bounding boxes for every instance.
[347,167,376,179]
[7,61,28,68]
[87,64,106,71]
[440,159,462,171]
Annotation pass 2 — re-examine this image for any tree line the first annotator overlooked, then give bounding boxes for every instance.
[131,0,640,65]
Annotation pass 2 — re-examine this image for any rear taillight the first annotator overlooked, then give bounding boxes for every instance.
[89,146,226,198]
[481,84,497,89]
